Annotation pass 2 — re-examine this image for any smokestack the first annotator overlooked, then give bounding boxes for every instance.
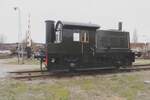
[45,20,55,43]
[118,22,122,31]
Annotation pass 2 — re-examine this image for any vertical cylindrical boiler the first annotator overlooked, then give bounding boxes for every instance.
[118,22,122,31]
[45,20,55,43]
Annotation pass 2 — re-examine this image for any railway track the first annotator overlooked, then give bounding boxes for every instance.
[133,64,150,67]
[8,64,150,80]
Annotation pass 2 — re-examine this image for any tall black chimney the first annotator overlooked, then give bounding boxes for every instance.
[45,20,55,44]
[118,22,122,31]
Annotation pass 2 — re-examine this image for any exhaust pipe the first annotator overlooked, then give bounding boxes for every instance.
[45,20,55,43]
[118,22,122,31]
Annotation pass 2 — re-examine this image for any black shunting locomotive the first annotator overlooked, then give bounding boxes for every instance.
[45,20,135,71]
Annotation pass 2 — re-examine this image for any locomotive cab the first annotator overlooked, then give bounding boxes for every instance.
[45,20,100,70]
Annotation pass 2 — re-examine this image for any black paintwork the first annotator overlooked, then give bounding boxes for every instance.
[45,20,55,43]
[45,20,135,71]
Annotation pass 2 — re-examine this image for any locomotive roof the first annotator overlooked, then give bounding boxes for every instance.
[56,21,100,29]
[98,29,128,33]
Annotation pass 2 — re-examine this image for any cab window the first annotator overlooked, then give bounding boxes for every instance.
[80,30,89,43]
[55,23,62,43]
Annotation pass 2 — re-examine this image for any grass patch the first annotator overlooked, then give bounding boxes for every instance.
[0,81,28,100]
[105,75,145,100]
[30,84,69,100]
[0,72,149,100]
[80,79,95,90]
[0,80,70,100]
[46,85,69,100]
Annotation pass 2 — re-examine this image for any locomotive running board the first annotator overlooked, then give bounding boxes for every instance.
[75,67,116,71]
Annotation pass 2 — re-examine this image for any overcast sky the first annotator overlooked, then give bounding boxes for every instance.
[0,0,150,43]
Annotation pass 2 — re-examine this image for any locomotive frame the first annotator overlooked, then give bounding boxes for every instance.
[45,20,135,71]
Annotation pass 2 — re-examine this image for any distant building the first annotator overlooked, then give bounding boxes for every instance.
[130,43,145,52]
[0,43,17,51]
[130,42,150,58]
[0,43,45,57]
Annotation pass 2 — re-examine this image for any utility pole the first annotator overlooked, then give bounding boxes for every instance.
[14,7,24,64]
[26,13,32,58]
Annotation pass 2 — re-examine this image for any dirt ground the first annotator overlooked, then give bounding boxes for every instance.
[0,58,40,78]
[0,58,150,100]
